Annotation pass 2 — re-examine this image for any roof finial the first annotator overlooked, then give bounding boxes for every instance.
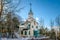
[30,3,32,10]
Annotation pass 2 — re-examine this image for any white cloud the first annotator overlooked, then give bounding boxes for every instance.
[36,17,39,21]
[35,17,39,23]
[22,17,26,21]
[24,19,26,21]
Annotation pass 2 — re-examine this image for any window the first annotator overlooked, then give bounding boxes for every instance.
[27,24,30,29]
[36,26,38,28]
[32,26,33,28]
[21,23,24,25]
[25,31,27,35]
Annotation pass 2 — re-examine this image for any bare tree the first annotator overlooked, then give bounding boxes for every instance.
[55,15,60,27]
[39,18,44,27]
[39,18,45,35]
[50,19,54,29]
[0,0,23,38]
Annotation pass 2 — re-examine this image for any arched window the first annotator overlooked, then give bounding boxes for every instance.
[36,26,38,28]
[27,23,30,29]
[32,26,33,28]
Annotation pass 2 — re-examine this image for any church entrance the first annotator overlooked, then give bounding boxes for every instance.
[33,30,39,37]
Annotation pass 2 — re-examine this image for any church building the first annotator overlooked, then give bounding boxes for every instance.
[19,3,39,37]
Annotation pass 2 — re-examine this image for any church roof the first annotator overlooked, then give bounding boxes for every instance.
[24,20,31,24]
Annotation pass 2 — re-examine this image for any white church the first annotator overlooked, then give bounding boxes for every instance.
[19,3,40,37]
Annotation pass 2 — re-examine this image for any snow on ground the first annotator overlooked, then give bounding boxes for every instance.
[1,38,28,40]
[0,32,49,40]
[1,38,19,40]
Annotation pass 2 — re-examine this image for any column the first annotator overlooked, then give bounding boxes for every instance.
[27,30,29,37]
[23,31,25,36]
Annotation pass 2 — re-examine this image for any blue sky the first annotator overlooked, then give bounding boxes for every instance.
[16,0,60,28]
